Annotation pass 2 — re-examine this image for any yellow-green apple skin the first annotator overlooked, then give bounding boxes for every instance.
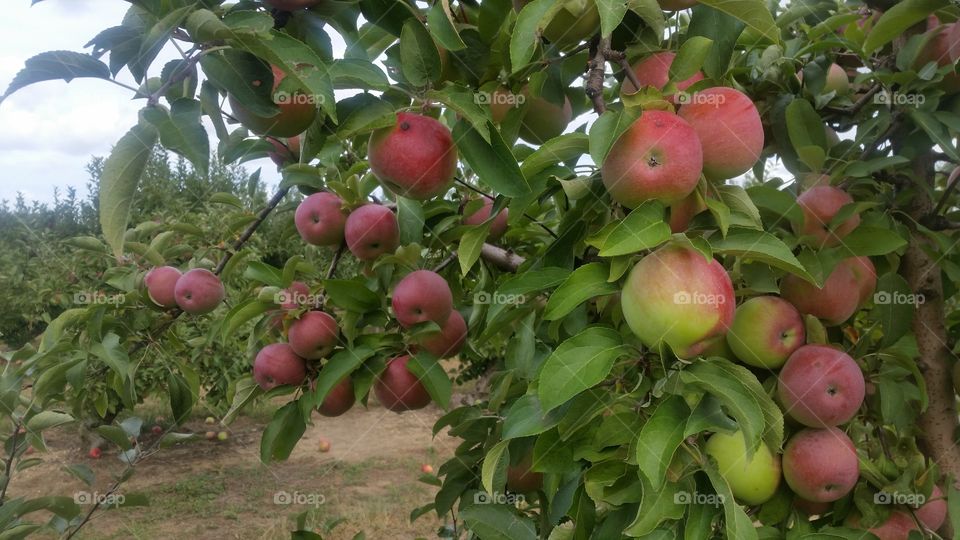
[699,334,736,360]
[518,89,573,145]
[704,430,781,505]
[824,63,849,95]
[726,296,805,369]
[621,245,734,358]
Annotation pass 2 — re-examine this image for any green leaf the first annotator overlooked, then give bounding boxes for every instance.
[199,51,278,117]
[406,353,452,409]
[426,1,466,51]
[1,51,110,103]
[26,411,74,432]
[586,201,671,256]
[260,402,306,463]
[221,299,274,341]
[335,94,395,139]
[537,327,629,411]
[703,459,759,540]
[823,227,907,257]
[711,229,815,283]
[142,100,209,176]
[330,59,390,91]
[502,395,565,439]
[715,184,762,229]
[596,0,628,38]
[521,133,589,178]
[687,4,744,79]
[452,120,530,197]
[460,504,537,540]
[863,0,949,53]
[874,273,915,347]
[322,279,381,312]
[635,395,690,490]
[400,18,442,86]
[223,377,263,425]
[397,197,425,245]
[498,268,571,297]
[786,99,828,171]
[746,185,803,224]
[99,121,159,260]
[480,440,510,496]
[427,85,491,142]
[459,223,491,275]
[313,347,374,408]
[697,0,778,44]
[544,264,620,320]
[909,109,960,162]
[95,426,132,451]
[671,37,713,82]
[167,372,195,425]
[624,476,686,536]
[589,108,642,165]
[510,0,554,73]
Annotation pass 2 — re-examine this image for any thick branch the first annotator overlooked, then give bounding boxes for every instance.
[901,153,960,539]
[480,243,525,272]
[932,167,960,216]
[585,37,608,114]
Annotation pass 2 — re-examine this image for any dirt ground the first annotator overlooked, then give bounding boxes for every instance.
[10,399,467,540]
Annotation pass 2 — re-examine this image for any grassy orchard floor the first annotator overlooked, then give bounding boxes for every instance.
[12,393,462,539]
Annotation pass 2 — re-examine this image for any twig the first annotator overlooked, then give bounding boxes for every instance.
[0,421,22,505]
[602,47,641,92]
[325,245,344,280]
[214,187,291,275]
[454,178,558,239]
[479,243,525,272]
[932,167,960,216]
[432,252,458,273]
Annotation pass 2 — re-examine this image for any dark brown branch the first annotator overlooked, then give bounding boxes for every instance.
[933,167,960,216]
[480,243,525,272]
[214,187,291,276]
[603,47,641,92]
[585,37,608,114]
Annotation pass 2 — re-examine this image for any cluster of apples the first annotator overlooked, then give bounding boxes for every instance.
[143,266,225,314]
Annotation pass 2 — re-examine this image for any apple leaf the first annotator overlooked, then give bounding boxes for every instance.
[406,353,452,409]
[99,121,159,261]
[635,395,690,491]
[497,267,571,297]
[863,0,949,53]
[399,18,442,87]
[142,99,210,177]
[589,108,642,165]
[596,0,629,38]
[459,223,491,275]
[426,1,466,51]
[0,50,111,103]
[502,395,565,439]
[322,279,381,312]
[452,120,530,197]
[703,458,760,540]
[544,263,621,320]
[397,197,425,245]
[823,226,908,257]
[521,133,589,178]
[711,229,815,284]
[537,327,630,411]
[459,504,537,540]
[697,0,778,44]
[687,4,744,80]
[623,475,688,536]
[25,411,74,433]
[260,402,306,463]
[312,347,375,409]
[220,299,274,342]
[586,201,671,256]
[670,36,713,82]
[480,439,510,496]
[427,85,491,142]
[222,376,264,425]
[510,0,556,73]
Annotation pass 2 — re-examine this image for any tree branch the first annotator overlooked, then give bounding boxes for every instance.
[214,187,291,276]
[0,422,22,505]
[480,243,525,272]
[585,37,608,114]
[325,244,344,280]
[932,167,960,216]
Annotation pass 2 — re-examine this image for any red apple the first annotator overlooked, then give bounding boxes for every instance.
[295,192,347,246]
[151,425,163,435]
[601,110,703,207]
[392,270,453,328]
[848,256,877,308]
[462,198,509,240]
[793,186,860,248]
[916,485,947,531]
[777,344,865,427]
[279,281,310,310]
[417,310,467,358]
[288,311,339,359]
[88,447,102,459]
[144,266,182,308]
[506,453,543,493]
[174,268,225,315]
[229,65,317,137]
[678,87,764,180]
[318,376,355,417]
[421,463,434,474]
[373,355,432,412]
[318,438,331,452]
[780,259,862,326]
[782,427,859,502]
[620,51,705,101]
[368,112,458,200]
[344,204,400,261]
[668,191,707,233]
[253,343,307,390]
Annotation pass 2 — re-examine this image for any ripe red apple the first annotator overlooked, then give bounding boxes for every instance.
[279,281,310,310]
[669,191,707,233]
[657,0,698,10]
[205,431,217,440]
[620,52,705,100]
[295,192,347,246]
[144,266,182,308]
[253,343,307,390]
[318,438,331,452]
[368,113,458,200]
[778,345,865,427]
[916,18,960,92]
[726,296,805,369]
[601,110,703,207]
[318,376,355,417]
[506,453,543,493]
[174,268,225,314]
[621,245,734,358]
[847,511,918,540]
[916,485,947,531]
[267,135,301,166]
[392,270,453,328]
[229,65,317,137]
[288,311,339,360]
[264,0,322,10]
[782,427,859,502]
[848,256,877,308]
[793,186,860,248]
[417,310,467,358]
[344,204,400,261]
[421,464,434,474]
[780,259,863,326]
[373,355,432,412]
[677,87,764,180]
[462,198,509,240]
[88,447,102,459]
[518,88,573,145]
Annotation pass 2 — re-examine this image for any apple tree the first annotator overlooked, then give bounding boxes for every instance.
[3,0,960,538]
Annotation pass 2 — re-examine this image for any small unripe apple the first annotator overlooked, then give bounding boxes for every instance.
[601,110,703,207]
[782,428,859,502]
[677,87,764,181]
[368,113,458,200]
[344,204,399,261]
[620,51,705,101]
[205,416,216,425]
[144,266,182,308]
[777,345,865,427]
[704,430,781,505]
[174,268,225,315]
[288,311,339,360]
[793,186,860,248]
[374,355,432,412]
[318,438,331,452]
[726,296,805,369]
[295,192,347,246]
[462,198,509,240]
[217,431,228,441]
[253,343,307,390]
[392,270,454,328]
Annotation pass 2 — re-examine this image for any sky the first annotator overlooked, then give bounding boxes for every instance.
[0,0,282,205]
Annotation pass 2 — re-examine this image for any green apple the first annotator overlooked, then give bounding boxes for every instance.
[704,430,781,505]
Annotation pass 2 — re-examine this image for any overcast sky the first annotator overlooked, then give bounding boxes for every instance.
[0,0,282,205]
